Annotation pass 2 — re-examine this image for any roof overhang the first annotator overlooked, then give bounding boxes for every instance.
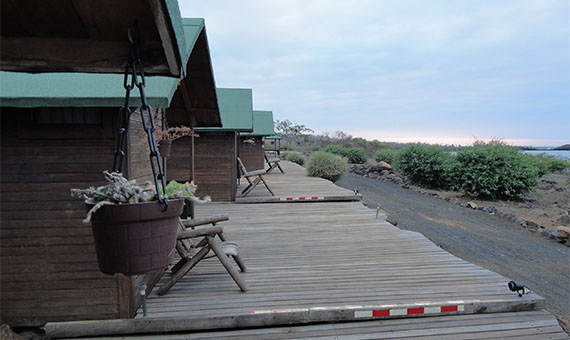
[0,0,186,76]
[0,71,178,108]
[165,19,221,127]
[195,88,253,132]
[242,110,275,137]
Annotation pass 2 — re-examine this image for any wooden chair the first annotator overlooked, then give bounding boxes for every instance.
[157,215,248,295]
[237,157,275,197]
[264,151,285,174]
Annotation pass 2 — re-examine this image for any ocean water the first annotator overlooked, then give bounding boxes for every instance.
[522,150,570,159]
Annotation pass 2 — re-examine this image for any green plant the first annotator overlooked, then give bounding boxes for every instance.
[374,148,399,165]
[307,151,348,182]
[71,171,209,222]
[455,141,540,199]
[531,153,570,175]
[282,151,305,166]
[398,144,457,189]
[344,147,368,164]
[323,144,348,157]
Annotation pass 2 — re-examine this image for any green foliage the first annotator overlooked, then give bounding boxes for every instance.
[323,144,348,157]
[531,153,570,175]
[165,180,197,199]
[282,151,305,166]
[344,147,368,164]
[398,144,457,189]
[307,151,348,182]
[455,141,539,199]
[374,148,399,165]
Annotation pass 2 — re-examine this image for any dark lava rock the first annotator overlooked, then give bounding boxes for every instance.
[556,215,570,226]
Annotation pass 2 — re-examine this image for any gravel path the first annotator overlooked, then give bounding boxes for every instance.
[337,173,570,328]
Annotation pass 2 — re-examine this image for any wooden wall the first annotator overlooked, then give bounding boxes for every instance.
[0,107,163,327]
[167,132,237,201]
[239,136,264,171]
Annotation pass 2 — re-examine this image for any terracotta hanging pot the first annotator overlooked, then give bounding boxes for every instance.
[87,199,184,275]
[158,139,172,158]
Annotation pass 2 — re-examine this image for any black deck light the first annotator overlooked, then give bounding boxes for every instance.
[508,281,527,297]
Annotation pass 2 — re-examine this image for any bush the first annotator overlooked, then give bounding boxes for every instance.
[531,153,570,175]
[307,151,348,182]
[323,144,348,157]
[455,141,539,199]
[282,151,305,166]
[344,147,368,164]
[398,144,457,189]
[374,149,399,165]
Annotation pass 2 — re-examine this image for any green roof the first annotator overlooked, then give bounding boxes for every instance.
[242,111,275,136]
[180,18,204,76]
[265,135,282,139]
[0,18,214,109]
[165,0,187,75]
[195,88,253,132]
[0,71,179,108]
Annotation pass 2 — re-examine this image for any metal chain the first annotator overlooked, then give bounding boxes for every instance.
[112,26,168,210]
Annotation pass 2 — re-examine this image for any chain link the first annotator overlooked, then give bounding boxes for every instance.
[112,25,168,211]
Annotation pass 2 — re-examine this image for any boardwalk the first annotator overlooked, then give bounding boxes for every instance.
[235,161,361,203]
[46,161,568,339]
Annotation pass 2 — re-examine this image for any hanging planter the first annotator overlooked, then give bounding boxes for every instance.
[72,172,210,276]
[152,126,199,159]
[158,139,172,158]
[88,199,183,275]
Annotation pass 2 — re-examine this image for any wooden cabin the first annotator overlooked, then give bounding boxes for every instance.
[0,16,221,327]
[239,110,276,170]
[169,88,254,201]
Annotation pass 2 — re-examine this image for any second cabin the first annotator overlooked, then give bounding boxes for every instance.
[239,110,277,171]
[168,88,254,201]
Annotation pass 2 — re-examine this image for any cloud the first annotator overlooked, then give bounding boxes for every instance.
[180,0,570,146]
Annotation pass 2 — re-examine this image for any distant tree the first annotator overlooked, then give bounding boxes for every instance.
[275,119,314,149]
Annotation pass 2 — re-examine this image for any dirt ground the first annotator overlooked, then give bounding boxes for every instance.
[416,173,570,231]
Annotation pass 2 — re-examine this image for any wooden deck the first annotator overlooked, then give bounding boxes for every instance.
[235,161,361,203]
[45,162,567,338]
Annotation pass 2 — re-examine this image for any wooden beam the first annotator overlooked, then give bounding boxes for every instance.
[0,37,168,74]
[178,80,194,112]
[147,0,180,76]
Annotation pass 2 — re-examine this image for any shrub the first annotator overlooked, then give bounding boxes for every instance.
[531,153,570,175]
[282,151,305,166]
[398,144,457,189]
[344,147,368,164]
[455,141,540,199]
[374,149,399,166]
[307,151,348,182]
[323,144,348,157]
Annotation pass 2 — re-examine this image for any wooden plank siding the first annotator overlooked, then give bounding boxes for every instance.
[168,131,237,202]
[0,107,164,326]
[238,136,263,171]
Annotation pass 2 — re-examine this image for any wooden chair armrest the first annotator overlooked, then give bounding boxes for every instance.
[245,169,266,176]
[178,225,224,239]
[183,214,229,228]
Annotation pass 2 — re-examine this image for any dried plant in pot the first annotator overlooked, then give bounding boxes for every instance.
[153,125,198,158]
[71,171,210,275]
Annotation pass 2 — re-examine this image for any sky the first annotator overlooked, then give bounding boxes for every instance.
[179,0,570,147]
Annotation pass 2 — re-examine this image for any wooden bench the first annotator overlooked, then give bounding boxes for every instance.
[237,157,275,197]
[157,215,248,295]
